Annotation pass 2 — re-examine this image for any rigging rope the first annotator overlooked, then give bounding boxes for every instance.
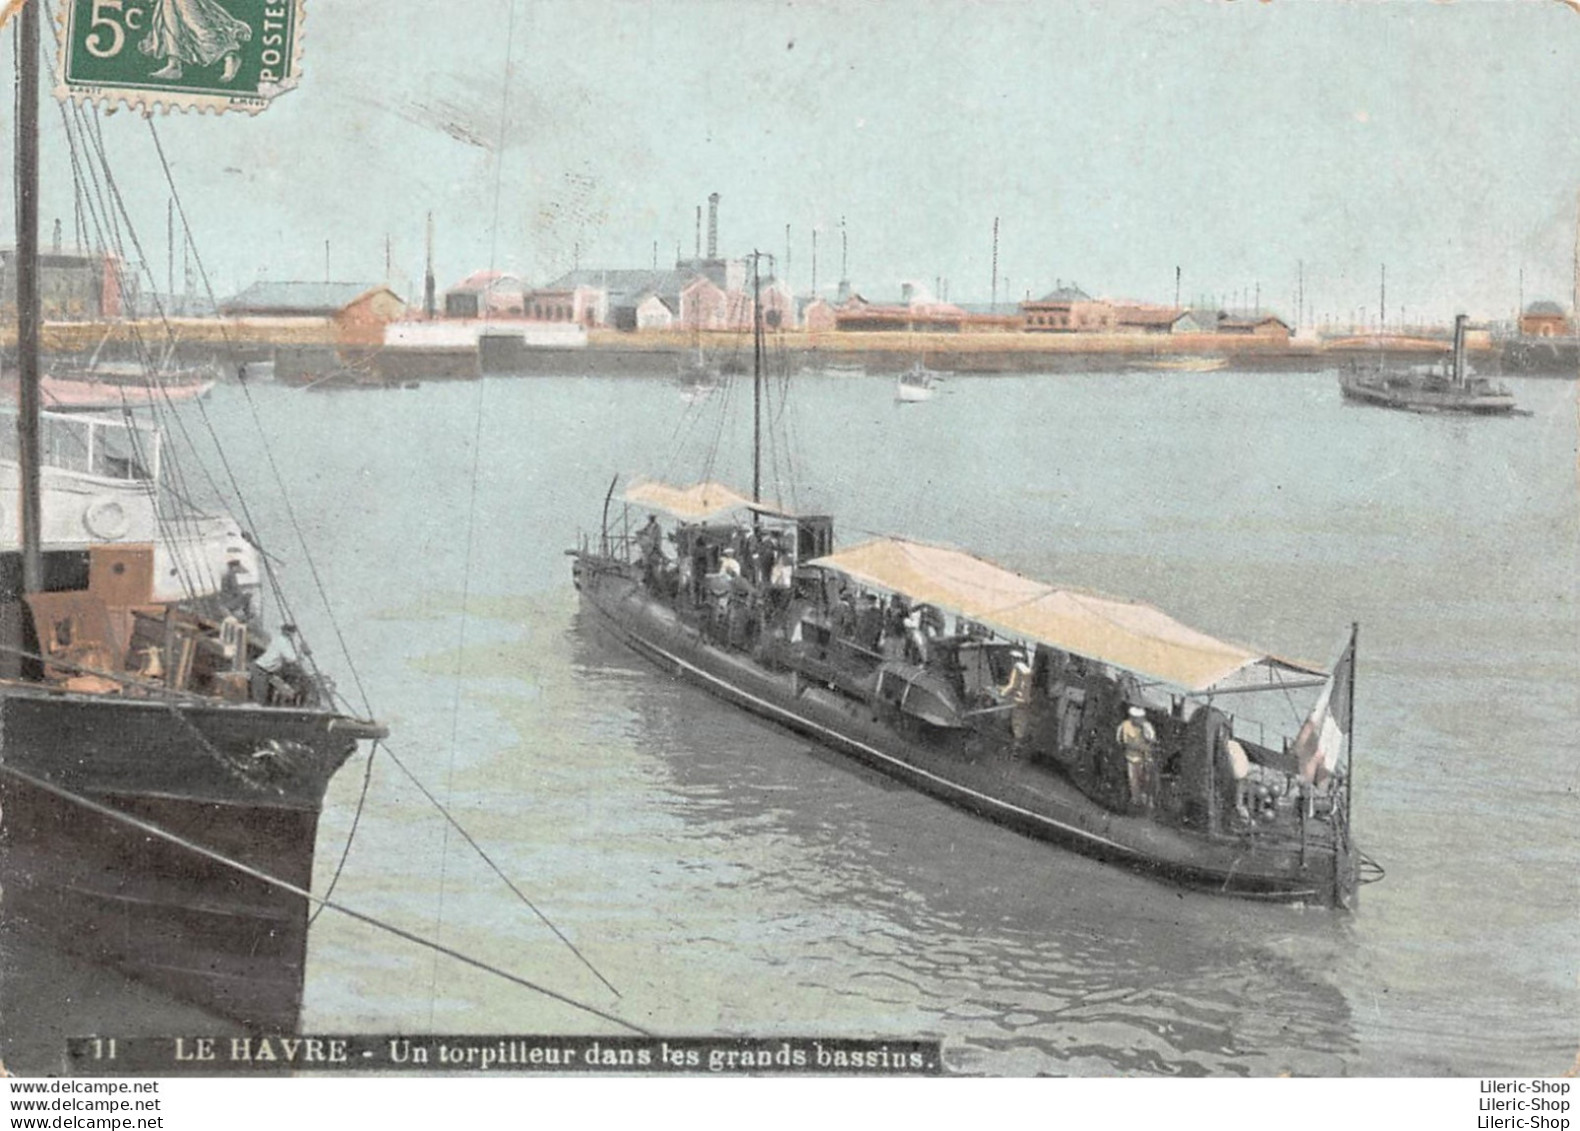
[658,376,718,485]
[146,98,611,1004]
[61,103,240,599]
[145,121,348,699]
[41,86,214,601]
[431,0,526,1024]
[39,0,346,678]
[304,737,378,927]
[51,51,283,612]
[0,762,650,1036]
[379,740,620,999]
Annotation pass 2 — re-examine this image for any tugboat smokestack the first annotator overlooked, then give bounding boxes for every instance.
[1453,313,1468,386]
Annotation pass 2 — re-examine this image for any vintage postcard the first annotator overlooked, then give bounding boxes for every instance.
[0,0,1576,1105]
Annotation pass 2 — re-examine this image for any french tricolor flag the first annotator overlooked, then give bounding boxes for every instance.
[1294,630,1355,785]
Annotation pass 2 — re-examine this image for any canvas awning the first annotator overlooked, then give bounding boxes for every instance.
[622,480,797,522]
[808,537,1321,692]
[622,480,753,522]
[806,536,1048,621]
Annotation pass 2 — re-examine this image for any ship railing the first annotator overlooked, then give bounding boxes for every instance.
[1329,774,1351,851]
[0,409,160,482]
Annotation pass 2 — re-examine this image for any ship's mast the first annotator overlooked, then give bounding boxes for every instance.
[16,0,44,595]
[1573,188,1580,347]
[752,251,763,506]
[1345,622,1358,853]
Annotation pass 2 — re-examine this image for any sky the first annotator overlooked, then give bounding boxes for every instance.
[5,0,1580,324]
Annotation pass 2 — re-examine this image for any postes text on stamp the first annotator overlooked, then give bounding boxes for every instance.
[56,0,303,115]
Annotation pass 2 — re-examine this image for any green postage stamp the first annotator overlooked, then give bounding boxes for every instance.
[56,0,303,114]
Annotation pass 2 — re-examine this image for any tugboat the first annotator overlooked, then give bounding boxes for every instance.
[572,258,1372,908]
[1340,314,1517,414]
[1,2,385,1055]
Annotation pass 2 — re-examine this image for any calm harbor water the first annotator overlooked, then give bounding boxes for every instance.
[185,365,1576,1076]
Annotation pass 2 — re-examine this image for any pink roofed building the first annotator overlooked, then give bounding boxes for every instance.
[444,271,528,318]
[526,285,606,326]
[680,276,730,330]
[801,297,837,332]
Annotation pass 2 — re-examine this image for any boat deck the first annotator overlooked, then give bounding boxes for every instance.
[576,558,1354,904]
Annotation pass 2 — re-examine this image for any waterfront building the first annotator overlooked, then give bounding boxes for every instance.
[1217,314,1292,341]
[546,268,669,329]
[1519,300,1570,338]
[800,296,837,333]
[0,246,127,320]
[635,292,677,330]
[1020,284,1117,332]
[222,280,396,318]
[444,271,528,318]
[526,285,605,326]
[334,287,411,346]
[538,255,781,333]
[1113,304,1188,334]
[951,303,1021,331]
[219,280,407,346]
[757,276,795,330]
[1175,309,1221,333]
[681,274,731,330]
[834,284,967,332]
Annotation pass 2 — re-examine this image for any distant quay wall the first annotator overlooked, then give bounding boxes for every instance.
[488,328,1458,375]
[2,320,1514,377]
[0,317,335,353]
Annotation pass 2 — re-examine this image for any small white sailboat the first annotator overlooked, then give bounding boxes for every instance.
[677,344,724,400]
[895,361,942,402]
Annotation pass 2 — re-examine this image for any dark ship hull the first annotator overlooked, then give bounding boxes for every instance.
[0,690,363,1044]
[1339,372,1516,414]
[1340,315,1518,415]
[574,558,1356,907]
[1499,337,1579,376]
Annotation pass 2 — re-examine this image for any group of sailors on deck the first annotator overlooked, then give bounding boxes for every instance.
[636,511,962,663]
[629,510,1284,829]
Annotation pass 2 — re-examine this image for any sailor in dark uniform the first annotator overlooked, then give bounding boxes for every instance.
[219,559,252,622]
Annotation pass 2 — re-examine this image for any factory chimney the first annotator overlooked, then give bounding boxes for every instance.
[707,192,720,260]
[694,205,702,260]
[837,215,849,300]
[423,211,436,319]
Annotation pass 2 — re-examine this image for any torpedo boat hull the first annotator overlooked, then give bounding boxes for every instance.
[574,558,1356,906]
